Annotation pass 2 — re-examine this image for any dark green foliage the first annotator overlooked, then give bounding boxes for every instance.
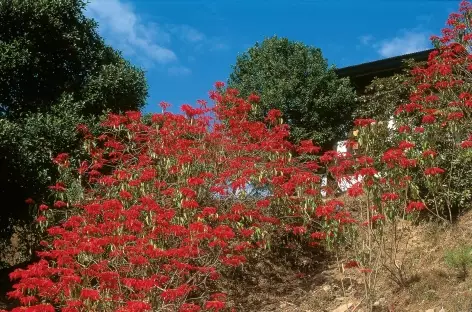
[0,0,147,117]
[354,60,420,122]
[354,73,411,122]
[0,0,148,238]
[228,36,357,149]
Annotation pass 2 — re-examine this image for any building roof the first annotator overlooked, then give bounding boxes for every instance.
[335,48,435,93]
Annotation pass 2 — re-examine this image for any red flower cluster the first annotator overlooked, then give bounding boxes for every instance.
[8,2,472,310]
[7,87,356,311]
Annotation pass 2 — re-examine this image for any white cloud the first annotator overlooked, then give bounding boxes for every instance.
[85,0,228,76]
[85,0,177,65]
[167,66,192,76]
[377,31,431,58]
[169,24,229,53]
[359,34,374,45]
[169,25,206,43]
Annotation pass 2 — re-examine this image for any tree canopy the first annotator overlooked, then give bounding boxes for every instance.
[0,0,148,238]
[228,36,357,149]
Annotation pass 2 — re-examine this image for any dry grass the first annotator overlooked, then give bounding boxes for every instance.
[225,207,472,311]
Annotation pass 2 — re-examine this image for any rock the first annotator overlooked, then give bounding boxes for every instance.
[322,285,332,292]
[439,308,445,312]
[331,303,353,312]
[335,297,348,301]
[373,298,386,306]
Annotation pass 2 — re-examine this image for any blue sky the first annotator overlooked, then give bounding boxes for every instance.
[85,0,458,114]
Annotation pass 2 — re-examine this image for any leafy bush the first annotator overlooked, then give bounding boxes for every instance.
[444,245,472,278]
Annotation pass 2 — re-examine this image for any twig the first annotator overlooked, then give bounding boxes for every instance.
[350,298,364,311]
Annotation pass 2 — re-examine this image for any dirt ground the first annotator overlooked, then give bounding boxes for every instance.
[224,212,472,312]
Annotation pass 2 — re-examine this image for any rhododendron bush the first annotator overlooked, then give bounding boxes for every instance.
[5,85,355,311]
[6,1,472,311]
[328,0,472,304]
[350,0,472,223]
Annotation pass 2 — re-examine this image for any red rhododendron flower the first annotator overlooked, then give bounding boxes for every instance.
[461,140,472,148]
[344,260,359,269]
[424,167,445,176]
[256,199,270,208]
[422,150,437,158]
[188,177,205,186]
[214,81,225,89]
[53,152,70,166]
[398,125,411,133]
[371,214,385,223]
[292,226,306,235]
[315,205,335,218]
[414,126,425,133]
[447,111,464,120]
[354,118,376,127]
[48,182,66,192]
[381,192,399,201]
[204,300,225,311]
[310,231,327,240]
[119,190,133,199]
[53,200,67,208]
[398,141,415,150]
[265,109,282,124]
[24,198,35,205]
[247,93,260,103]
[297,140,321,154]
[160,285,193,303]
[80,288,100,300]
[406,201,426,213]
[159,101,171,111]
[347,183,364,197]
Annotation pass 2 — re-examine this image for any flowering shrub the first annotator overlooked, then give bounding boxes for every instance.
[350,0,472,222]
[6,2,472,311]
[5,85,357,311]
[326,0,472,304]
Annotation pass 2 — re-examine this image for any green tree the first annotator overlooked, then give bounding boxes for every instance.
[0,0,148,239]
[228,36,356,149]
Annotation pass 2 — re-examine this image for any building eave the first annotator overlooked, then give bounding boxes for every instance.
[334,48,436,94]
[335,48,435,78]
